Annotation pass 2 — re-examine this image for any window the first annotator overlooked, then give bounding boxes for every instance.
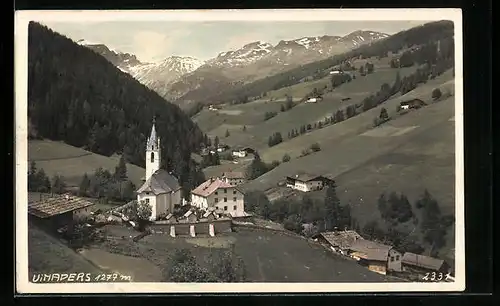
[215,198,219,203]
[396,255,400,261]
[215,191,218,195]
[150,152,154,162]
[233,197,237,202]
[233,205,237,210]
[390,256,394,262]
[233,190,237,195]
[145,198,150,204]
[224,197,227,202]
[224,189,227,193]
[224,206,228,211]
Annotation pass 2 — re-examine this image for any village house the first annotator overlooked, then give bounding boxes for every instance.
[401,252,451,276]
[347,239,403,275]
[400,98,427,110]
[285,173,333,192]
[28,194,95,230]
[221,171,246,186]
[180,210,198,223]
[136,119,183,221]
[232,148,247,158]
[306,96,323,103]
[314,230,364,256]
[190,177,246,217]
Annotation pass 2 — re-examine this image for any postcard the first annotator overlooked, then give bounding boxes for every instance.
[15,8,464,293]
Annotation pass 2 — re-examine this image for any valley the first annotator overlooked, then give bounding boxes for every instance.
[24,19,458,284]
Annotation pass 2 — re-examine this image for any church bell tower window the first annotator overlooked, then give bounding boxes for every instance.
[151,152,154,162]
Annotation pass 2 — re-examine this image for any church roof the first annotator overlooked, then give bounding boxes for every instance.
[136,169,181,195]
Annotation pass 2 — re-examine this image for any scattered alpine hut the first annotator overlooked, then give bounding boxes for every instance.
[136,118,183,221]
[285,173,334,192]
[401,252,451,276]
[28,193,95,230]
[221,171,246,186]
[346,239,403,275]
[313,230,364,256]
[399,98,426,110]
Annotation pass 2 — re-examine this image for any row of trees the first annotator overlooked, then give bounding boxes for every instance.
[28,161,66,194]
[244,152,280,180]
[361,190,454,256]
[244,182,355,236]
[267,132,283,147]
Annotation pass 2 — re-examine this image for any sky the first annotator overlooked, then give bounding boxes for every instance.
[40,20,427,63]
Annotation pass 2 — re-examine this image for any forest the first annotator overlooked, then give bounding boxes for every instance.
[207,20,454,104]
[27,22,207,196]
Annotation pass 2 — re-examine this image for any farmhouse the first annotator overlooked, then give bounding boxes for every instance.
[314,230,364,256]
[347,239,402,275]
[221,171,246,186]
[400,98,426,110]
[306,96,323,103]
[28,194,95,230]
[190,177,246,217]
[402,252,451,276]
[285,173,333,192]
[136,119,182,221]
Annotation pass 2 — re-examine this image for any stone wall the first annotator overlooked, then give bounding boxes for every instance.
[149,218,232,236]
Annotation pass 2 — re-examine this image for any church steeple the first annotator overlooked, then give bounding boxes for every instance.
[145,117,161,181]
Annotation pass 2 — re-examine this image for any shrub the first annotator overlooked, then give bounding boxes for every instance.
[432,88,442,100]
[282,154,291,163]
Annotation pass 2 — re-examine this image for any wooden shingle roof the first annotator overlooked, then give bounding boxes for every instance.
[28,194,94,218]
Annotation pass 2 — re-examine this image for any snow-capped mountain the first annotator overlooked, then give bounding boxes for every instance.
[129,56,204,87]
[76,30,389,108]
[77,39,142,72]
[76,39,204,89]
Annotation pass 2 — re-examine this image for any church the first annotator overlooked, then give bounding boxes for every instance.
[136,119,182,221]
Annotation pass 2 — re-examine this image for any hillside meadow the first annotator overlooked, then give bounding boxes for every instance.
[258,69,454,162]
[28,139,145,188]
[207,65,419,151]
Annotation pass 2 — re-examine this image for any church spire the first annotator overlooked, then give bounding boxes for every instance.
[147,117,158,150]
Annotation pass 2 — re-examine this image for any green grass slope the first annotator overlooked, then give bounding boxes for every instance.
[240,86,455,195]
[259,69,454,162]
[214,66,419,151]
[28,222,102,277]
[29,139,145,188]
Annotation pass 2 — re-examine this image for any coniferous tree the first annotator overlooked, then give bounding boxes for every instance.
[323,182,341,231]
[51,174,66,194]
[114,155,128,181]
[78,173,91,196]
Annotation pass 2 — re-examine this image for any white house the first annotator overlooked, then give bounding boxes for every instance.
[190,177,246,217]
[136,119,183,221]
[232,150,247,158]
[306,97,318,103]
[286,173,331,192]
[330,70,342,74]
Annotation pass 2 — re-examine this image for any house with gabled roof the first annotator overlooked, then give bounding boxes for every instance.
[221,171,246,186]
[347,239,402,275]
[191,177,246,217]
[136,118,182,221]
[314,230,364,255]
[28,193,95,229]
[285,173,334,192]
[402,252,451,275]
